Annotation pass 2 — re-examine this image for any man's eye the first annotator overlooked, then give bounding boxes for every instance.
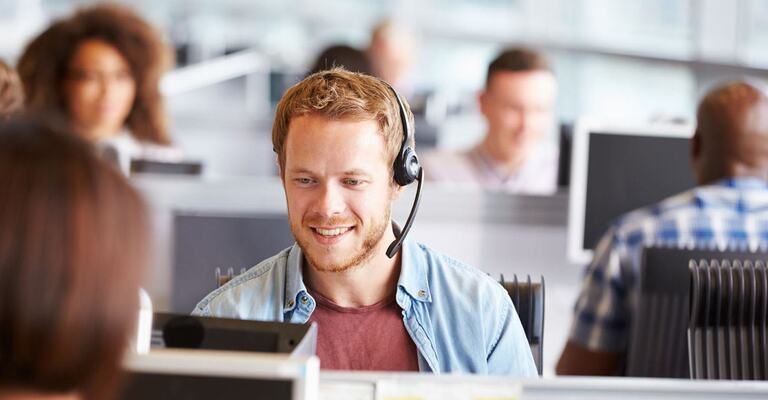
[344,179,361,186]
[295,177,313,185]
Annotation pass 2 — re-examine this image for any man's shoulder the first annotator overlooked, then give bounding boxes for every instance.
[415,242,509,302]
[192,248,291,315]
[420,148,479,182]
[611,188,698,235]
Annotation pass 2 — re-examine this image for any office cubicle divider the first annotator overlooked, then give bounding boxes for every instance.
[172,211,294,313]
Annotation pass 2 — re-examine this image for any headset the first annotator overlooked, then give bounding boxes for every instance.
[383,81,424,259]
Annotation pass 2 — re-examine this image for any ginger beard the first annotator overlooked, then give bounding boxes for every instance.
[290,205,391,273]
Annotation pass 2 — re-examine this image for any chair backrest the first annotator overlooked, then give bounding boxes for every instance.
[628,247,767,379]
[500,274,545,375]
[688,258,768,380]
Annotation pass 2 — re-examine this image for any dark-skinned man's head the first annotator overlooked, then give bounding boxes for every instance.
[693,81,768,184]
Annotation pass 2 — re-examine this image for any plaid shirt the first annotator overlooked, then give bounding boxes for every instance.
[569,177,768,353]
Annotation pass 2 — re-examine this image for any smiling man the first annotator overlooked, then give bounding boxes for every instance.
[193,69,536,375]
[422,48,558,194]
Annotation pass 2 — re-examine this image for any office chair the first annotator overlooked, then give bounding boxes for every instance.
[689,258,768,380]
[628,247,768,379]
[500,274,545,375]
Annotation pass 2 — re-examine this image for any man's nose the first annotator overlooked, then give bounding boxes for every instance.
[312,184,346,217]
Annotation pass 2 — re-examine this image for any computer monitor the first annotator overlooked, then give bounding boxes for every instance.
[557,121,574,188]
[120,349,319,400]
[152,313,317,357]
[567,121,696,264]
[130,159,204,176]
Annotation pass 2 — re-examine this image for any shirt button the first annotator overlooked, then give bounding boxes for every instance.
[301,296,309,305]
[417,290,426,298]
[287,300,295,308]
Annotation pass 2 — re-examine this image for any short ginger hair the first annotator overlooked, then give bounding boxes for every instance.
[272,68,414,179]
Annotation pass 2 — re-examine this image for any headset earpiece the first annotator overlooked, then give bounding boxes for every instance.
[381,79,424,258]
[386,82,421,186]
[394,146,419,186]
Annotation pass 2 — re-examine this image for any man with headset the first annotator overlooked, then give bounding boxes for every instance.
[194,68,536,375]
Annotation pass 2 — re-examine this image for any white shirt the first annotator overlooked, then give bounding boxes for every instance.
[420,142,559,195]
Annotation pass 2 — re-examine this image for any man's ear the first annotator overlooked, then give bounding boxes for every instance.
[276,160,285,182]
[478,90,489,117]
[391,182,405,201]
[690,129,703,182]
[691,129,701,165]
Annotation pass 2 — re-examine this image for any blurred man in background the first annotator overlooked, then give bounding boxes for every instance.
[422,48,559,194]
[368,18,417,95]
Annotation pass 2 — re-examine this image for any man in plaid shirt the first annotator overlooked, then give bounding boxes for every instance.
[557,81,768,375]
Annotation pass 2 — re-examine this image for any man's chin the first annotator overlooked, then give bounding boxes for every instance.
[306,254,358,273]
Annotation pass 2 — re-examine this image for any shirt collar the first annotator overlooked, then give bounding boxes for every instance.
[396,235,433,303]
[284,244,307,310]
[714,176,768,190]
[282,225,433,309]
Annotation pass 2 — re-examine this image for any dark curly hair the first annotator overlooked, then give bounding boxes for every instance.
[18,4,174,144]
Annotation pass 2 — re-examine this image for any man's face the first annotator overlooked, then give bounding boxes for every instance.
[282,114,397,273]
[479,70,557,154]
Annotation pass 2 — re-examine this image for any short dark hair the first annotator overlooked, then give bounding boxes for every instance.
[0,116,148,399]
[309,45,373,76]
[486,47,551,88]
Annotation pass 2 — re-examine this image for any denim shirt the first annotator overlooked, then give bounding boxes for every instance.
[193,237,537,377]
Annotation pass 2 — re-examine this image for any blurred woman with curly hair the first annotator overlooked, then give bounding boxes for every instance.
[18,4,181,172]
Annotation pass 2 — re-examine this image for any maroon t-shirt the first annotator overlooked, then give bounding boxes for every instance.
[307,289,420,371]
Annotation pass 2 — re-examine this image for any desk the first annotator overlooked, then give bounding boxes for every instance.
[320,372,768,400]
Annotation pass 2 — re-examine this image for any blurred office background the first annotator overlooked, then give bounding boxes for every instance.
[4,0,768,376]
[4,0,768,175]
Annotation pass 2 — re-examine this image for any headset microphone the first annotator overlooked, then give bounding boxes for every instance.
[386,167,423,258]
[383,81,423,259]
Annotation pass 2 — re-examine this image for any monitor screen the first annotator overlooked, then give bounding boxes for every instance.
[130,159,203,176]
[568,123,696,264]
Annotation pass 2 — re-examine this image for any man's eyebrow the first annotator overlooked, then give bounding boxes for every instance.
[287,167,315,175]
[342,169,371,176]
